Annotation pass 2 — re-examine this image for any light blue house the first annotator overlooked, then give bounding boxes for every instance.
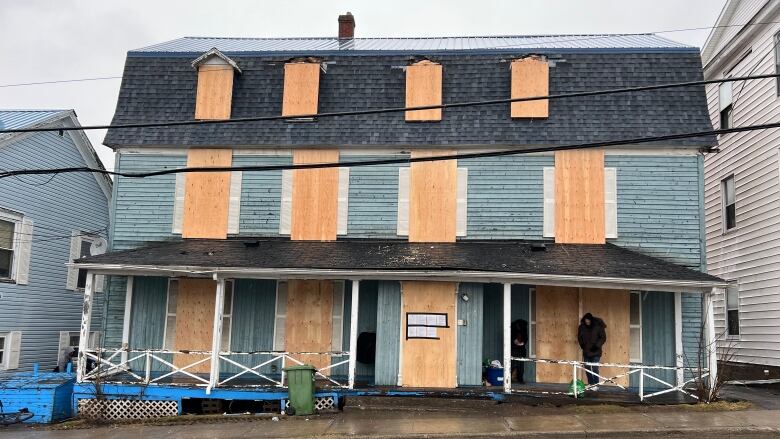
[0,110,111,375]
[72,23,727,420]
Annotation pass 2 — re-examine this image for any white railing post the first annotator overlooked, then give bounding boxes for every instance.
[144,352,152,384]
[121,277,134,365]
[281,355,287,387]
[209,277,227,392]
[572,365,578,398]
[674,292,684,387]
[76,272,95,383]
[348,280,360,389]
[705,288,718,400]
[639,369,644,401]
[502,283,512,393]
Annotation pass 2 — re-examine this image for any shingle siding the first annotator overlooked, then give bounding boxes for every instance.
[0,129,110,374]
[105,53,714,148]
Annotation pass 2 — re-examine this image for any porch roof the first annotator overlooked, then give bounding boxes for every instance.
[76,239,725,292]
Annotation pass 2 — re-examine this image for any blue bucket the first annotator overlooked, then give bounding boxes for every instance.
[486,367,504,386]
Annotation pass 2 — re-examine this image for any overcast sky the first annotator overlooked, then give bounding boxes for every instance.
[0,0,726,170]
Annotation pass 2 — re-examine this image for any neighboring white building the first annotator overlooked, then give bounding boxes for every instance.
[702,0,780,373]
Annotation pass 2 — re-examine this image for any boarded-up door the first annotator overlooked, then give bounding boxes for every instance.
[285,280,334,371]
[400,281,457,388]
[580,288,630,387]
[457,283,484,386]
[173,279,217,373]
[535,286,580,383]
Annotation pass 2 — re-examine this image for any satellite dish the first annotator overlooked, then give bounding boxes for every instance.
[89,238,107,256]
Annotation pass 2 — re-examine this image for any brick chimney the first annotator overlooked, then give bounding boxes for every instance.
[338,12,355,39]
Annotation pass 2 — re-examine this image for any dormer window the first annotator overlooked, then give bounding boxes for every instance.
[191,48,241,120]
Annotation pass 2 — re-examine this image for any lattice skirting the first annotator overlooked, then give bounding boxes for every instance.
[77,399,178,421]
[284,396,336,412]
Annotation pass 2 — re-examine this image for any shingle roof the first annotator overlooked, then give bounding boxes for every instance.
[76,239,724,286]
[104,50,715,148]
[0,110,68,131]
[131,34,694,56]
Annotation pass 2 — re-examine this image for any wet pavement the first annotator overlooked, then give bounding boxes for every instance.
[8,408,780,438]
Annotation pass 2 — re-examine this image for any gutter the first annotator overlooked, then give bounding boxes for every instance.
[71,263,727,293]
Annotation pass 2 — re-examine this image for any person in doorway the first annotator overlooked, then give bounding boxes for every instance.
[510,319,529,384]
[577,313,607,389]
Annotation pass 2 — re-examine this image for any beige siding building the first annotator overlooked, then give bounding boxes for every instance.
[703,0,780,371]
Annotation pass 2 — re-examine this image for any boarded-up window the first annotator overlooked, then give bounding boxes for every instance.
[405,61,442,121]
[194,58,235,120]
[282,63,321,117]
[511,57,549,118]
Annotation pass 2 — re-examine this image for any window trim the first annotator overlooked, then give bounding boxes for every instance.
[0,209,23,282]
[75,234,105,289]
[721,175,736,233]
[719,80,733,130]
[775,31,780,97]
[725,284,741,338]
[162,279,234,351]
[629,291,642,363]
[0,334,6,369]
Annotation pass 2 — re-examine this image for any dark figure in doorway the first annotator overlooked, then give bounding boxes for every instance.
[510,319,529,384]
[578,313,607,388]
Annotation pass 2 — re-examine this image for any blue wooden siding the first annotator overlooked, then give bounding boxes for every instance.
[460,156,553,239]
[112,153,184,252]
[339,281,379,380]
[128,276,169,371]
[344,155,408,238]
[0,129,110,374]
[225,279,277,375]
[234,155,290,235]
[606,155,702,269]
[634,291,676,388]
[374,281,401,386]
[457,283,484,386]
[482,284,535,383]
[103,276,128,349]
[681,293,704,377]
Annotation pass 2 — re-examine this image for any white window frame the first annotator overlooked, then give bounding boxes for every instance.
[273,280,288,351]
[0,333,5,369]
[0,209,23,282]
[719,80,733,129]
[629,291,642,363]
[529,287,536,358]
[721,175,736,233]
[775,31,780,97]
[725,284,740,338]
[221,281,234,351]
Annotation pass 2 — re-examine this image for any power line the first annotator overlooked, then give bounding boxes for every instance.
[0,76,123,88]
[1,73,777,135]
[2,121,778,180]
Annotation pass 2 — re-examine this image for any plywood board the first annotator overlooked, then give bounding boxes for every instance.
[400,281,457,388]
[511,57,549,118]
[409,150,457,243]
[285,280,334,372]
[535,285,580,383]
[405,61,442,121]
[182,149,233,239]
[282,63,321,117]
[194,65,234,120]
[173,279,217,373]
[291,149,340,241]
[580,288,630,387]
[554,149,605,244]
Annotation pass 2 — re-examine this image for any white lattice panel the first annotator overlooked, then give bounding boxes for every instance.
[285,396,335,412]
[78,399,178,420]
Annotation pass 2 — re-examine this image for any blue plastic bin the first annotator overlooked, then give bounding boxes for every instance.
[486,367,504,386]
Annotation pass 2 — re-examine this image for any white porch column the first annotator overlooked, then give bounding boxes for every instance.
[76,272,95,383]
[503,282,512,393]
[208,277,227,392]
[674,292,684,386]
[705,288,718,399]
[348,280,360,389]
[121,276,134,365]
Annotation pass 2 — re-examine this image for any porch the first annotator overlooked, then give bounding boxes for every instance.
[72,239,726,416]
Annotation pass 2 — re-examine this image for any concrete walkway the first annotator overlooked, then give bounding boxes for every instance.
[10,409,780,438]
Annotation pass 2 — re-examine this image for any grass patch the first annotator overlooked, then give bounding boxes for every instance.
[677,400,752,411]
[570,404,635,414]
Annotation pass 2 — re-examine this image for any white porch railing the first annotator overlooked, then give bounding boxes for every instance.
[509,357,708,401]
[81,348,351,390]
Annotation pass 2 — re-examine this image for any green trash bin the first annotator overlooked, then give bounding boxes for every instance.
[284,364,316,416]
